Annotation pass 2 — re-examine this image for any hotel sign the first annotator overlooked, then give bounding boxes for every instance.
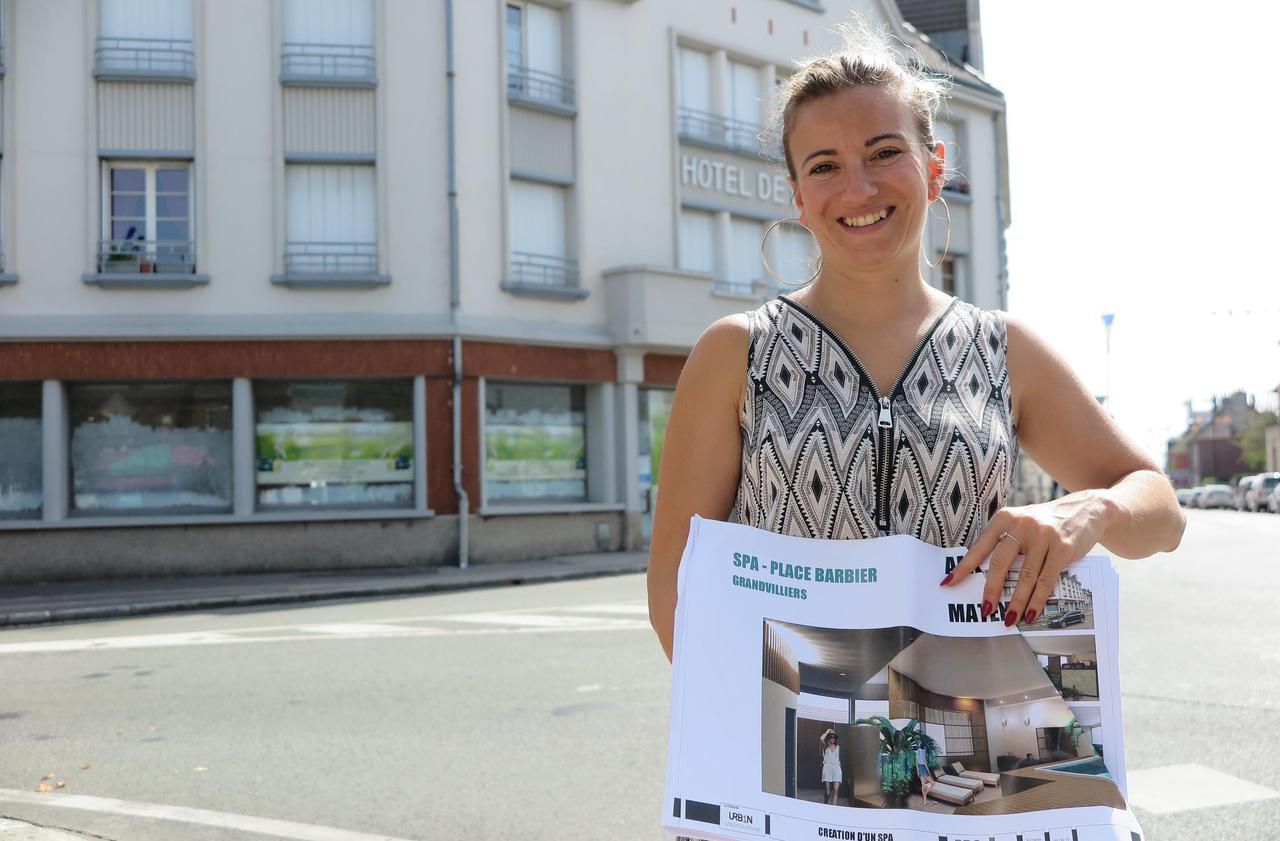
[678,146,792,215]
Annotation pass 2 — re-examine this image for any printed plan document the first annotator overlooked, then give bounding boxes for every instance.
[662,516,1142,841]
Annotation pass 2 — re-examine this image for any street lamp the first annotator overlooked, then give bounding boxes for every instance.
[1101,313,1114,411]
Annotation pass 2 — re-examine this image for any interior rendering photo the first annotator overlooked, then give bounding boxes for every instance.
[760,620,1123,815]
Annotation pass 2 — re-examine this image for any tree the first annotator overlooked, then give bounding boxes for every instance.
[1238,411,1279,472]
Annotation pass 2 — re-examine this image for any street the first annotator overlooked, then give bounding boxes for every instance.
[1,508,1277,840]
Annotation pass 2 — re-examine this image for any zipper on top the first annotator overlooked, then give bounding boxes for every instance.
[777,296,958,533]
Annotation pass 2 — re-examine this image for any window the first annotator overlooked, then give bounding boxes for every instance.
[926,706,975,756]
[774,223,818,288]
[509,179,575,287]
[70,382,232,515]
[282,0,375,83]
[677,208,715,275]
[728,60,762,151]
[506,2,573,108]
[938,256,963,299]
[726,216,763,295]
[255,380,414,510]
[676,47,719,144]
[935,120,969,194]
[485,383,587,503]
[0,383,42,518]
[96,0,195,78]
[99,163,194,274]
[285,164,377,275]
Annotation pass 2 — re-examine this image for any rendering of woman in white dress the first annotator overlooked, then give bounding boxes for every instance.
[819,729,842,805]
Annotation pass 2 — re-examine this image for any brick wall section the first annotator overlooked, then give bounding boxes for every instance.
[463,340,616,382]
[643,353,686,387]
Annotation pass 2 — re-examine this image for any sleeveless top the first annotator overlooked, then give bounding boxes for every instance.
[729,295,1018,548]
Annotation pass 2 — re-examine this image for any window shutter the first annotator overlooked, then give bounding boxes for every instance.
[525,4,563,78]
[283,0,373,47]
[100,0,193,41]
[677,209,715,275]
[286,165,376,245]
[509,180,566,259]
[678,47,712,113]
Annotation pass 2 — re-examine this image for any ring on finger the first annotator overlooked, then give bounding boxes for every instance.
[998,531,1022,550]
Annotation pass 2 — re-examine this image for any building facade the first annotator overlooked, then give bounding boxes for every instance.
[0,0,1009,583]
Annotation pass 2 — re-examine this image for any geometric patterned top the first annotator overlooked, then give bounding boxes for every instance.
[729,295,1018,549]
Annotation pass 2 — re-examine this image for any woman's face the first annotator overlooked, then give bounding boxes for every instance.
[787,86,943,276]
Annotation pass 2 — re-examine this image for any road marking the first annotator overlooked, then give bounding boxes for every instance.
[1126,763,1280,814]
[0,787,416,840]
[437,612,639,628]
[294,623,408,635]
[564,602,649,615]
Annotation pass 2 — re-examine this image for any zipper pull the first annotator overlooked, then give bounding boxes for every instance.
[878,396,893,428]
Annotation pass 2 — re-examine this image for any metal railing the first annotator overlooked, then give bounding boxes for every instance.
[94,37,195,78]
[713,280,756,297]
[285,241,378,275]
[506,60,576,109]
[281,42,376,82]
[510,251,579,288]
[677,107,761,153]
[97,239,196,274]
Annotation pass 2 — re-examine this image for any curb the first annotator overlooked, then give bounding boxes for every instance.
[0,561,649,629]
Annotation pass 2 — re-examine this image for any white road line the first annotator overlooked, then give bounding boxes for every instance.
[0,787,415,841]
[1126,763,1280,814]
[437,612,639,628]
[564,603,649,615]
[294,623,409,635]
[0,621,649,654]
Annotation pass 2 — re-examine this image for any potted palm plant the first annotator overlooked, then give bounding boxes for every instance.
[853,715,941,809]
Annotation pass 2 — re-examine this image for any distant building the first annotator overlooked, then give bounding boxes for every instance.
[1168,391,1262,486]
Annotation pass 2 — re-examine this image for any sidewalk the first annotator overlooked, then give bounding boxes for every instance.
[0,550,649,629]
[0,818,90,840]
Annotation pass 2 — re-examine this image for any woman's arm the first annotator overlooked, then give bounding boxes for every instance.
[941,315,1185,623]
[647,315,749,662]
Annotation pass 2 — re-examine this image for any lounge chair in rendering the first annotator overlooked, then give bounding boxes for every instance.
[930,767,983,792]
[948,761,1000,787]
[923,777,977,807]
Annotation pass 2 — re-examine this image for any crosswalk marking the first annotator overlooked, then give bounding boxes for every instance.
[0,603,650,655]
[1126,763,1280,814]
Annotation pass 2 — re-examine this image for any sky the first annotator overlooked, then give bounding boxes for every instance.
[976,0,1280,464]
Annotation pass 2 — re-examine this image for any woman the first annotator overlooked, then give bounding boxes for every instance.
[819,729,842,805]
[647,20,1183,661]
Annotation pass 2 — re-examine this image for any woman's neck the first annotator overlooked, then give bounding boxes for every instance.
[793,267,945,328]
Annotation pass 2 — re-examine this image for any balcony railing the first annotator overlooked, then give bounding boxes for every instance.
[96,239,196,274]
[677,107,761,154]
[94,37,196,79]
[285,241,378,275]
[506,61,576,109]
[510,251,579,289]
[281,42,376,84]
[713,279,756,297]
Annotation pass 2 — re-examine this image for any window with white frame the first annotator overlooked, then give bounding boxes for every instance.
[509,178,575,287]
[485,382,587,504]
[726,216,763,295]
[677,46,720,144]
[285,164,377,275]
[939,255,963,299]
[506,2,573,108]
[96,0,195,78]
[935,120,968,194]
[100,162,194,274]
[774,223,818,288]
[728,59,762,151]
[677,208,715,275]
[282,0,375,83]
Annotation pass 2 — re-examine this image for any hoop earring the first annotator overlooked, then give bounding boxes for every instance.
[924,195,951,270]
[761,218,822,288]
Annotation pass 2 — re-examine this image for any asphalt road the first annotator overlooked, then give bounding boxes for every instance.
[0,508,1275,840]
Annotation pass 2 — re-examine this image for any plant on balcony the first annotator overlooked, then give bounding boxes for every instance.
[853,715,941,808]
[105,225,145,272]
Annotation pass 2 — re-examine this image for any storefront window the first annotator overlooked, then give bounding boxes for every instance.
[255,380,414,510]
[70,381,233,514]
[485,382,586,503]
[639,388,673,542]
[0,383,43,518]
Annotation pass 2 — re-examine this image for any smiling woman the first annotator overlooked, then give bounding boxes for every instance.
[647,15,1184,662]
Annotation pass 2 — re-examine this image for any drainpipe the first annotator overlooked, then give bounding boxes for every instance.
[446,0,469,568]
[993,110,1009,311]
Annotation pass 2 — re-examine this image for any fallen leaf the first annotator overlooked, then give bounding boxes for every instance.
[35,784,52,793]
[55,781,66,789]
[81,762,92,770]
[41,773,55,781]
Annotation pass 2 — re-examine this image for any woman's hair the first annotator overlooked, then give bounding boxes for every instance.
[762,15,951,182]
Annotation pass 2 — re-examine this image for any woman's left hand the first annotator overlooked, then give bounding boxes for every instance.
[938,490,1119,626]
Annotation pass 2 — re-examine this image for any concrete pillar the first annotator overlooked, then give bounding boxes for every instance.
[413,375,427,510]
[40,380,67,521]
[232,378,255,516]
[587,381,616,504]
[615,349,644,513]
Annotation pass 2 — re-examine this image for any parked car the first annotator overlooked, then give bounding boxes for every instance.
[1246,473,1280,512]
[1186,487,1207,508]
[1197,484,1235,509]
[1268,483,1280,514]
[1175,488,1195,507]
[1049,610,1086,628]
[1234,475,1256,511]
